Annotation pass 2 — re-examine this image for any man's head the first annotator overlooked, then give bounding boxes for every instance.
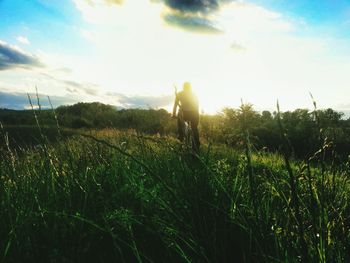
[183,82,192,92]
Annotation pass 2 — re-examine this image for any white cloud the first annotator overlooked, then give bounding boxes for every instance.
[16,36,30,45]
[3,0,350,112]
[67,0,350,112]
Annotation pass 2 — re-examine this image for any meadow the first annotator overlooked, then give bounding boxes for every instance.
[1,100,350,262]
[0,122,349,262]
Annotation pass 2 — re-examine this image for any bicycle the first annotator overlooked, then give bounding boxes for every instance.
[181,115,198,153]
[174,85,199,154]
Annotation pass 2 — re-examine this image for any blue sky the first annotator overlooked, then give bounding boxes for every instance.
[1,0,350,113]
[0,0,90,54]
[250,0,350,37]
[251,0,350,20]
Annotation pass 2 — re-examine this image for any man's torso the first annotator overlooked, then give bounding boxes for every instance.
[177,91,198,112]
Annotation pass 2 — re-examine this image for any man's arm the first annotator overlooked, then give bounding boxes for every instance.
[172,95,179,117]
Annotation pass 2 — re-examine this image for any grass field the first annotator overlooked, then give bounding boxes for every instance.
[0,126,349,262]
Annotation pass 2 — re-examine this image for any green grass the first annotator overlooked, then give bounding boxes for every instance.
[0,128,349,262]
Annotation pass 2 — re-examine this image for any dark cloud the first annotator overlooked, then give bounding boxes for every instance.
[0,92,32,110]
[159,0,231,33]
[163,0,225,13]
[0,90,173,110]
[107,92,173,108]
[63,80,99,96]
[0,41,43,70]
[164,13,223,33]
[38,72,100,96]
[0,91,78,110]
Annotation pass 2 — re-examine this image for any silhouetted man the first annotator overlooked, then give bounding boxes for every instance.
[172,82,200,152]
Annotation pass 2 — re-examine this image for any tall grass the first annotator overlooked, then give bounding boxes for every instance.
[0,124,349,262]
[0,93,349,262]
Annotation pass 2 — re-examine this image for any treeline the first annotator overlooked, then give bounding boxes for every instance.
[0,102,175,134]
[56,102,174,134]
[1,102,350,159]
[201,104,350,159]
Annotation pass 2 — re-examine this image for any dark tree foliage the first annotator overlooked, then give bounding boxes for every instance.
[1,103,350,159]
[219,105,350,159]
[0,102,173,135]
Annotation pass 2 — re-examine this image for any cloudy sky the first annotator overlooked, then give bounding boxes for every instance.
[0,0,350,113]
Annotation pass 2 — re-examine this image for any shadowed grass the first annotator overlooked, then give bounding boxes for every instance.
[0,127,349,262]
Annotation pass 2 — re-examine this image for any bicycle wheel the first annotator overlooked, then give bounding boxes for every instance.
[184,121,191,149]
[187,122,198,153]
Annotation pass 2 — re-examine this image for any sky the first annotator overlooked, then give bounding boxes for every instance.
[0,0,350,114]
